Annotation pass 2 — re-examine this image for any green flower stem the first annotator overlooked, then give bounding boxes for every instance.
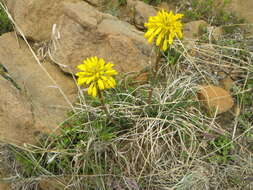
[98,89,118,126]
[148,49,162,104]
[98,89,110,117]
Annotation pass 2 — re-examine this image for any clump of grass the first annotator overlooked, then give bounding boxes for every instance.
[3,42,253,189]
[141,0,162,5]
[117,0,127,6]
[0,6,12,35]
[5,71,252,189]
[208,135,235,164]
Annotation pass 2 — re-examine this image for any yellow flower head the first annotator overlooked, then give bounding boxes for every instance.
[144,10,183,51]
[76,56,118,97]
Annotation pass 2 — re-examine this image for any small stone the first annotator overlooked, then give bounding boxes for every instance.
[198,85,234,114]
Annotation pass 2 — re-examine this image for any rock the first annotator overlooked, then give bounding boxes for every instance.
[198,85,234,115]
[0,77,35,144]
[63,1,103,28]
[157,2,176,12]
[157,2,171,11]
[225,0,253,30]
[183,20,209,40]
[51,1,153,74]
[2,0,82,41]
[0,182,11,190]
[126,0,157,29]
[39,178,66,190]
[0,33,77,144]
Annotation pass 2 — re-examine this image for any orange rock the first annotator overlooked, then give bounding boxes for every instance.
[0,182,11,190]
[198,85,234,114]
[39,179,65,190]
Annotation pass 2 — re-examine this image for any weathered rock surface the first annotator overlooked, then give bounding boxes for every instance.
[52,1,153,74]
[157,2,176,12]
[183,20,208,40]
[0,33,77,145]
[226,0,253,27]
[198,85,234,115]
[1,0,81,41]
[0,77,36,144]
[126,0,157,29]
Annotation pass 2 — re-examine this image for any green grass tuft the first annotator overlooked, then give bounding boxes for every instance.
[0,6,12,35]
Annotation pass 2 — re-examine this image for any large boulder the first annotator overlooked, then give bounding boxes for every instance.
[0,33,77,145]
[1,0,81,41]
[51,1,153,74]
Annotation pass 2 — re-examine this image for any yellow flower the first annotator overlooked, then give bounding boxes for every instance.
[144,10,183,51]
[76,56,118,97]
